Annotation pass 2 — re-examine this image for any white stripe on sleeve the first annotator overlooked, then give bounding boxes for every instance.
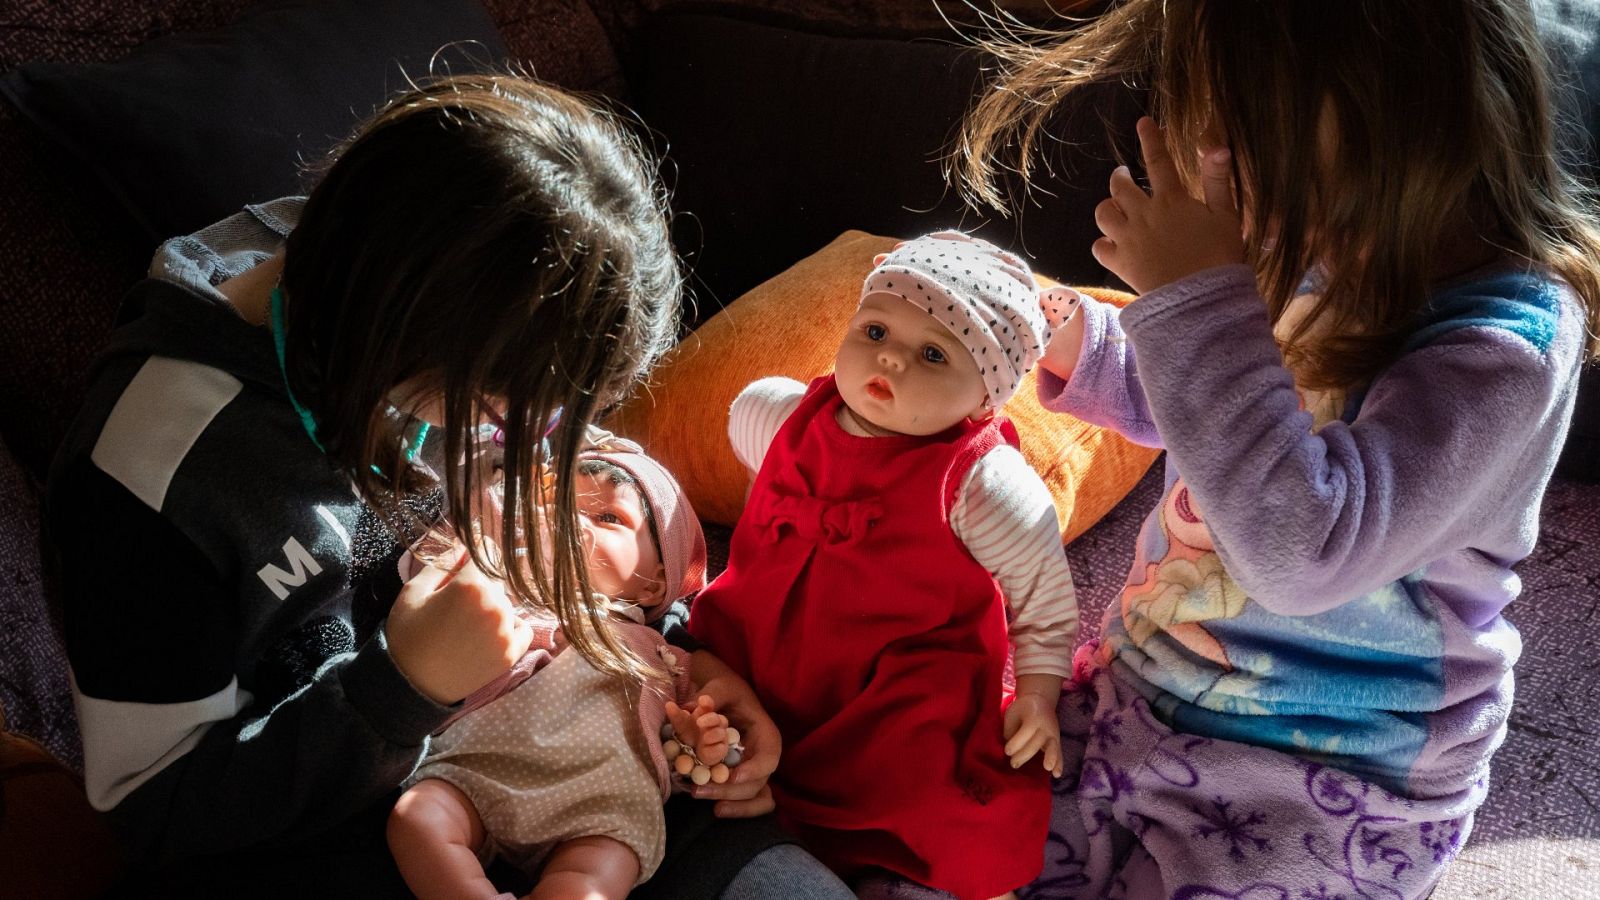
[727,377,807,474]
[90,356,242,512]
[72,669,254,811]
[951,445,1079,678]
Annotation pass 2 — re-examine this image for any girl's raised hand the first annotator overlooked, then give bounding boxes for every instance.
[1092,116,1245,295]
[387,548,534,705]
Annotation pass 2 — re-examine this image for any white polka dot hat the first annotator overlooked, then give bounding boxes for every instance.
[860,230,1051,408]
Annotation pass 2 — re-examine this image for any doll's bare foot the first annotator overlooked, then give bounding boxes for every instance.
[691,696,730,766]
[665,694,730,764]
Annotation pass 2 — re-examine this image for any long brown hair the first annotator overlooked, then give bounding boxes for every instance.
[959,0,1600,389]
[280,75,681,682]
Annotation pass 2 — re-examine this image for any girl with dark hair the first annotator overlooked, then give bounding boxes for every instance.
[957,1,1600,896]
[47,74,843,897]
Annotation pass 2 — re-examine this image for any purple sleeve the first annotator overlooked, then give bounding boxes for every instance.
[1119,264,1572,615]
[1035,295,1164,448]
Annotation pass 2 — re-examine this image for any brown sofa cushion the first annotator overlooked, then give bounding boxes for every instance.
[0,0,510,249]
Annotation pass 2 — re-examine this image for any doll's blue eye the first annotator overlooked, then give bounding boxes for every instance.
[923,345,947,364]
[865,324,887,341]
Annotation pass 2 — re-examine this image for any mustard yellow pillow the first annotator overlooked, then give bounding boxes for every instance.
[605,231,1160,541]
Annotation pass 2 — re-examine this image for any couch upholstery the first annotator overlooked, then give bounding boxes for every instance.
[1,1,1595,897]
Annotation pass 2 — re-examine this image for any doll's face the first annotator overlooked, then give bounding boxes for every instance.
[833,293,989,437]
[575,469,666,607]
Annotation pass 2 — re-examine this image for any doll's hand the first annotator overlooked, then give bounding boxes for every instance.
[1092,116,1244,295]
[1004,674,1065,777]
[688,651,781,817]
[666,694,731,766]
[1037,286,1087,381]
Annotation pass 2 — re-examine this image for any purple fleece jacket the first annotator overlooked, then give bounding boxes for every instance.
[1041,263,1586,798]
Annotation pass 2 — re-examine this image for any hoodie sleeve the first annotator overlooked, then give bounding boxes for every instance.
[49,455,453,863]
[1035,295,1165,448]
[1116,263,1582,615]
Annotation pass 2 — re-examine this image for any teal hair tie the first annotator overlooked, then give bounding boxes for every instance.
[269,286,326,453]
[405,421,431,462]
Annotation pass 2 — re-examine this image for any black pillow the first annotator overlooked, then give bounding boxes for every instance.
[631,12,1145,314]
[0,0,508,248]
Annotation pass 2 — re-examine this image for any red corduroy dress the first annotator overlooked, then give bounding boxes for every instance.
[690,376,1049,898]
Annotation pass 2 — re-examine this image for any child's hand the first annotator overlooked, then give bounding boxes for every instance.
[1092,116,1245,295]
[687,651,782,818]
[1004,674,1065,777]
[388,553,533,705]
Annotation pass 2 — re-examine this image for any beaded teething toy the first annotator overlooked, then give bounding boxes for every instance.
[661,720,745,786]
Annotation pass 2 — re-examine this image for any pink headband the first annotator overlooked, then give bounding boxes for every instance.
[580,438,707,617]
[861,231,1051,408]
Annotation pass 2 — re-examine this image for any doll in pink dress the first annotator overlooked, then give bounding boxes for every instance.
[388,439,730,900]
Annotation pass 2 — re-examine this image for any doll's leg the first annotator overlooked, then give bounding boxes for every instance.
[529,835,639,900]
[388,778,509,900]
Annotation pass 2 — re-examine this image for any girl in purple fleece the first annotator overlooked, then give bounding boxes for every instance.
[955,1,1600,897]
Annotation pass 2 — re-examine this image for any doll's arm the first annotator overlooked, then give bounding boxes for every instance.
[954,448,1073,776]
[1005,673,1065,777]
[951,447,1078,680]
[727,377,806,478]
[663,694,739,789]
[388,778,511,900]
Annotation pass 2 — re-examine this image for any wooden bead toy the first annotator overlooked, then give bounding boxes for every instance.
[662,703,746,786]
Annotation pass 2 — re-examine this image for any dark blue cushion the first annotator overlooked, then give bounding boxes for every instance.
[0,0,508,249]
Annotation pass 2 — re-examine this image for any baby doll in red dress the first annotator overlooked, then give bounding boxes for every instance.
[690,232,1082,899]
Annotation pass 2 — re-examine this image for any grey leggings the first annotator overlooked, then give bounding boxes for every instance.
[721,843,855,900]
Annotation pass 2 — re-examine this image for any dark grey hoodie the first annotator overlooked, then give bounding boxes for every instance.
[45,198,453,864]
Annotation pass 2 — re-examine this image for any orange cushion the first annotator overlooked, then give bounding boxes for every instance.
[605,231,1160,542]
[0,723,124,896]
